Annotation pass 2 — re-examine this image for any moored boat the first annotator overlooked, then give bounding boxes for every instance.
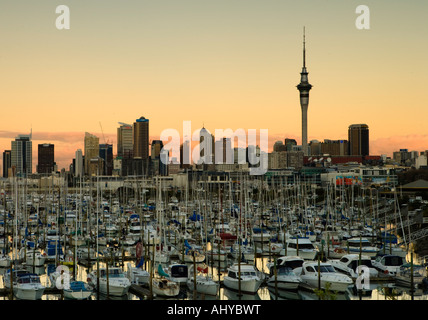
[280,237,318,260]
[300,261,353,293]
[266,265,301,291]
[345,237,379,258]
[223,263,264,294]
[187,265,219,296]
[64,281,93,300]
[329,254,379,279]
[395,263,427,288]
[126,262,150,286]
[4,270,45,300]
[152,277,180,297]
[87,267,131,296]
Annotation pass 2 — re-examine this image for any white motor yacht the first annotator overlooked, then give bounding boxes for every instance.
[329,254,379,279]
[280,237,318,260]
[266,265,301,291]
[300,261,353,293]
[87,267,131,296]
[126,263,150,286]
[345,237,379,258]
[372,254,405,277]
[4,270,45,300]
[223,263,264,294]
[395,263,427,288]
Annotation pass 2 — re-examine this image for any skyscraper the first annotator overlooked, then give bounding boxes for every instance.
[297,28,312,156]
[74,149,84,177]
[99,143,113,175]
[37,144,55,174]
[151,140,168,176]
[2,150,11,178]
[348,124,369,156]
[321,140,349,156]
[217,137,233,164]
[84,132,99,176]
[117,123,133,159]
[11,134,32,177]
[151,140,164,159]
[180,141,191,169]
[284,138,298,151]
[133,117,149,159]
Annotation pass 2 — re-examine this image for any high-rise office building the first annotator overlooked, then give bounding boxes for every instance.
[37,144,55,174]
[199,127,214,165]
[11,134,32,177]
[348,124,369,156]
[321,140,349,156]
[284,138,298,151]
[151,140,168,176]
[84,132,99,176]
[75,149,84,177]
[99,143,113,175]
[180,141,191,169]
[117,123,133,159]
[219,137,233,164]
[151,140,163,159]
[133,117,149,159]
[3,150,11,178]
[297,28,312,156]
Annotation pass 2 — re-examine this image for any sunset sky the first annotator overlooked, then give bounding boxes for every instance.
[1,0,427,171]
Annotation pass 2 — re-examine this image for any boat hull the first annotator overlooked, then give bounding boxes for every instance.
[98,281,130,296]
[14,286,45,300]
[223,278,263,294]
[64,289,93,300]
[301,276,352,293]
[187,278,219,296]
[0,258,11,268]
[152,279,180,297]
[281,248,317,260]
[267,278,300,291]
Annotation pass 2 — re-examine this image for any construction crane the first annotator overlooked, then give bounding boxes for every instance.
[99,121,108,144]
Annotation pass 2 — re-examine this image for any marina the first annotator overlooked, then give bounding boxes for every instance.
[0,174,428,301]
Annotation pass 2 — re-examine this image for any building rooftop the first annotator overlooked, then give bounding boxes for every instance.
[401,179,428,189]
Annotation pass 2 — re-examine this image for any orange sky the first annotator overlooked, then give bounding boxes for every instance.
[1,1,427,171]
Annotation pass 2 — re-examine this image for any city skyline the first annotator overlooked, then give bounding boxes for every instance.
[1,1,427,171]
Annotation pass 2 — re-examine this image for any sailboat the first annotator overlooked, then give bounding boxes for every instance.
[49,269,93,300]
[152,264,180,297]
[187,265,219,296]
[63,281,93,300]
[181,240,205,263]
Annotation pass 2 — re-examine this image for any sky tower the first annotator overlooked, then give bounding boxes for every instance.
[297,27,312,156]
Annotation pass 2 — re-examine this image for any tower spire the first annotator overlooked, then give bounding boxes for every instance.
[297,26,312,157]
[303,26,306,68]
